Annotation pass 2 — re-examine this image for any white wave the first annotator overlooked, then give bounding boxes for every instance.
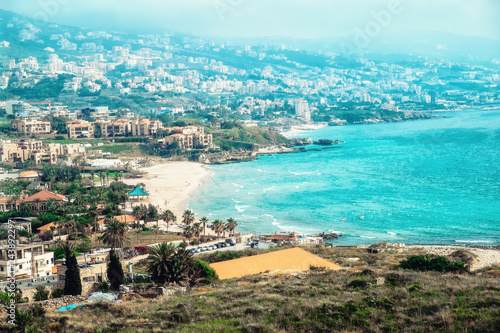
[263,186,276,193]
[231,182,239,187]
[387,232,397,235]
[328,230,343,234]
[317,172,322,175]
[264,214,273,217]
[231,198,242,203]
[247,192,258,195]
[360,236,376,239]
[257,169,263,172]
[272,222,279,225]
[235,205,250,213]
[241,214,259,220]
[455,240,493,244]
[295,185,300,188]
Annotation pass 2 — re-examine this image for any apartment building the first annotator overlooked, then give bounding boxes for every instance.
[95,119,131,137]
[162,125,213,149]
[67,119,95,139]
[0,139,56,164]
[46,142,86,158]
[12,119,52,135]
[0,139,84,165]
[131,118,162,136]
[0,244,55,278]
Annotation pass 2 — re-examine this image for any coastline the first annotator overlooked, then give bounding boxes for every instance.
[280,123,328,138]
[123,161,211,220]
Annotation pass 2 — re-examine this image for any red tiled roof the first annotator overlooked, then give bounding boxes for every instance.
[23,190,66,203]
[98,215,138,225]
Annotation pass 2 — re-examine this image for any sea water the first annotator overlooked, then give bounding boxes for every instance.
[189,110,500,245]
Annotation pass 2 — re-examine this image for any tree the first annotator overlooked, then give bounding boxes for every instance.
[200,217,209,237]
[107,249,124,290]
[146,243,196,286]
[211,219,224,239]
[147,204,159,243]
[182,210,195,226]
[50,226,56,240]
[226,218,238,237]
[132,204,147,228]
[192,222,203,244]
[59,242,82,296]
[102,217,129,249]
[160,209,176,233]
[183,226,194,243]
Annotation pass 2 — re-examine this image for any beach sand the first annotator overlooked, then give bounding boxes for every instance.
[210,247,342,280]
[123,162,210,221]
[408,245,500,271]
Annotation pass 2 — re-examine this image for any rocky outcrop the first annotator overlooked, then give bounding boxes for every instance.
[312,232,342,240]
[199,150,257,164]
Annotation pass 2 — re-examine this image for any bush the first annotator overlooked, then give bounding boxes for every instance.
[98,281,109,292]
[34,286,49,302]
[51,288,64,298]
[348,279,368,289]
[193,260,219,285]
[107,249,124,290]
[399,255,468,273]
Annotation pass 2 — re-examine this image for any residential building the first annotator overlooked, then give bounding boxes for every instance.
[295,99,311,121]
[95,119,130,137]
[5,101,23,115]
[131,118,162,136]
[0,244,55,278]
[0,190,66,212]
[67,119,95,139]
[12,119,51,135]
[162,126,213,149]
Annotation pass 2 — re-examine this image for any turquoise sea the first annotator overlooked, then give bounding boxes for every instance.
[189,110,500,245]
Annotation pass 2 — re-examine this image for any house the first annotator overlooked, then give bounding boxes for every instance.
[0,244,55,278]
[0,190,66,212]
[97,214,138,230]
[67,119,95,139]
[19,170,39,181]
[12,119,51,135]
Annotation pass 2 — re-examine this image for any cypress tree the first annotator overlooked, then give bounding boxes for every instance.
[63,246,82,296]
[107,249,124,290]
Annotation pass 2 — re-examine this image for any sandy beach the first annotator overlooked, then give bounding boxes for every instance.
[123,162,210,221]
[408,245,500,271]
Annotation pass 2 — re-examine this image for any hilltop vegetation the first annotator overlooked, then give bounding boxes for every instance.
[6,246,499,332]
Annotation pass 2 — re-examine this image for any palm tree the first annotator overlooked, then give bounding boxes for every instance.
[192,222,203,244]
[102,217,129,249]
[132,204,147,228]
[200,217,209,237]
[226,218,238,237]
[50,226,56,240]
[90,170,95,188]
[160,210,176,233]
[146,243,194,285]
[211,219,224,239]
[134,229,141,246]
[183,226,194,243]
[182,210,195,226]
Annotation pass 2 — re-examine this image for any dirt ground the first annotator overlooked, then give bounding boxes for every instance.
[210,247,342,280]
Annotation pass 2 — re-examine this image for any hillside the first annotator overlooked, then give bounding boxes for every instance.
[6,245,500,332]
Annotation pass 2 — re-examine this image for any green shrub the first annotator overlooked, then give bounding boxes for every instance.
[98,281,109,292]
[34,286,49,302]
[399,255,468,273]
[193,259,219,284]
[348,279,368,288]
[51,288,64,298]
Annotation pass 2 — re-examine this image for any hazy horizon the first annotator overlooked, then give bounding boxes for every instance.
[1,0,499,41]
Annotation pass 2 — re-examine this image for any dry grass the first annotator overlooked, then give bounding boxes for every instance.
[38,269,500,333]
[6,246,500,333]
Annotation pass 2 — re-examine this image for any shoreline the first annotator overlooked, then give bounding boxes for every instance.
[123,161,211,220]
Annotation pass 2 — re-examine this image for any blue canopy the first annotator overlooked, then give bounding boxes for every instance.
[128,187,149,196]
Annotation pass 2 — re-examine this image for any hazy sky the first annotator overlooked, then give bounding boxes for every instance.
[1,0,499,40]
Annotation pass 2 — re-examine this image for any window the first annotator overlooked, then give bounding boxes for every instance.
[83,276,95,283]
[19,265,22,269]
[1,266,4,272]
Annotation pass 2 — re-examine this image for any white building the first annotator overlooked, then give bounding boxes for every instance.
[295,99,311,122]
[0,243,55,278]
